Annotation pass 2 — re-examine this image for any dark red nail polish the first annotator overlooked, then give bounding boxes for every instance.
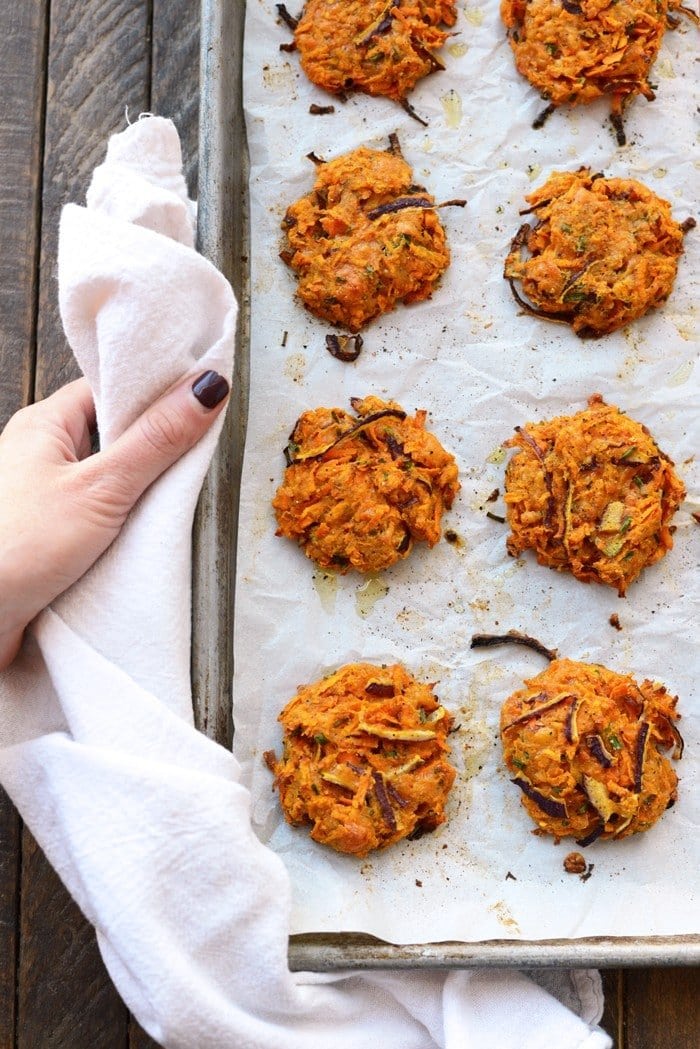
[192,370,229,409]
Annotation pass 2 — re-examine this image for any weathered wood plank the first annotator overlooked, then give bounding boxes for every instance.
[19,2,153,1045]
[0,3,50,1046]
[151,0,200,194]
[600,970,624,1049]
[0,0,48,426]
[35,0,152,398]
[0,789,21,1049]
[17,832,128,1049]
[624,967,699,1049]
[128,1020,164,1049]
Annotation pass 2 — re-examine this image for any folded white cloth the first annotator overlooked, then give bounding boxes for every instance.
[0,116,611,1049]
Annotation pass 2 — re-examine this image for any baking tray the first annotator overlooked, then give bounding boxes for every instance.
[193,0,699,970]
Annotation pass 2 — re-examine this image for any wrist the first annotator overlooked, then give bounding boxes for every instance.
[0,549,34,651]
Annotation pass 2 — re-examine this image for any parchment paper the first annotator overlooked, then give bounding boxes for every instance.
[234,1,699,943]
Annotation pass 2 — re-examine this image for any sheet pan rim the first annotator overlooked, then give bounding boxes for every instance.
[196,0,698,972]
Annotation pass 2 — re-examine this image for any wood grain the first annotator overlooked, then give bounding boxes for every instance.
[0,0,48,426]
[0,789,21,1049]
[17,832,127,1049]
[624,967,700,1049]
[127,1020,163,1049]
[0,4,49,1046]
[600,970,624,1048]
[152,0,200,194]
[35,0,152,398]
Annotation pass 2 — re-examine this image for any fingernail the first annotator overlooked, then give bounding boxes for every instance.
[192,370,229,409]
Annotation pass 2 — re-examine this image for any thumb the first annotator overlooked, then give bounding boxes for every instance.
[91,369,230,511]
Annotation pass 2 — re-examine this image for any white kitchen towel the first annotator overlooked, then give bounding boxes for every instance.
[0,116,611,1049]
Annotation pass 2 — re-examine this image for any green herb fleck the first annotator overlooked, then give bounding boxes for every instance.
[603,535,625,557]
[563,286,590,304]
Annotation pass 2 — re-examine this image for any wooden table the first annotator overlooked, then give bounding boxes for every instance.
[0,2,696,1046]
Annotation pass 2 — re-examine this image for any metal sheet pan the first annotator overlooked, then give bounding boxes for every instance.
[194,0,699,970]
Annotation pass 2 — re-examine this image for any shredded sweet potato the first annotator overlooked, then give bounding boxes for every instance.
[265,662,456,856]
[504,394,686,595]
[292,0,457,102]
[501,0,697,140]
[274,395,460,573]
[281,143,454,331]
[504,168,691,337]
[501,658,682,843]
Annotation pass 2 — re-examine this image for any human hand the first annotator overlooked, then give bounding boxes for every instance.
[0,370,229,670]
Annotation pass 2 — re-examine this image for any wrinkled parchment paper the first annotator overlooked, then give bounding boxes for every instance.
[234,1,699,943]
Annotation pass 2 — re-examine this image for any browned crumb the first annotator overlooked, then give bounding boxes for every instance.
[609,613,622,631]
[564,851,587,874]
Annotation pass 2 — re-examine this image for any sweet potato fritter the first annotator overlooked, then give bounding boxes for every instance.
[274,395,460,573]
[501,658,682,844]
[291,0,457,103]
[504,169,692,337]
[501,0,696,141]
[504,395,686,595]
[265,662,456,856]
[281,143,454,331]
